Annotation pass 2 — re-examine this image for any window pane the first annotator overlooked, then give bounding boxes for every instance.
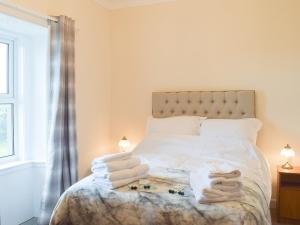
[0,42,9,94]
[0,104,13,158]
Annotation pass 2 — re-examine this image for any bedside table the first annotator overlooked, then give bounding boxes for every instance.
[277,166,300,222]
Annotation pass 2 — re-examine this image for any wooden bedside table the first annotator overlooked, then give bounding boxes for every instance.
[277,166,300,223]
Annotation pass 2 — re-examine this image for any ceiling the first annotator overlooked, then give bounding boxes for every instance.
[95,0,176,9]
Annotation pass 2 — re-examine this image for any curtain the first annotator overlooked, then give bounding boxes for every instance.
[38,15,78,225]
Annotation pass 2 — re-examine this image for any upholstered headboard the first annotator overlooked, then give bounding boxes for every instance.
[152,90,255,119]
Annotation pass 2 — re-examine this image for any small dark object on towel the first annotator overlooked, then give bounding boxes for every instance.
[178,191,184,196]
[144,185,151,189]
[169,189,175,194]
[130,186,138,190]
[169,189,184,196]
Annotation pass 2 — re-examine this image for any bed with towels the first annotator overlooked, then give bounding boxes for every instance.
[50,91,272,225]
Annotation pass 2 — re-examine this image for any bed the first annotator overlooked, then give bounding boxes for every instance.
[50,91,271,225]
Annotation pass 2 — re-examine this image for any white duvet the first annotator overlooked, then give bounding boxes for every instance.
[133,134,272,205]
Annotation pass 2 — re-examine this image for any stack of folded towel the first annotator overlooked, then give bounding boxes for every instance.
[190,167,242,203]
[92,152,149,189]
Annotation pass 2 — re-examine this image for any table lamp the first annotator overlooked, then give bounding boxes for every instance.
[118,136,130,152]
[280,144,295,169]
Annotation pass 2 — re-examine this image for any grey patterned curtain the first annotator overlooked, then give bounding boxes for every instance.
[38,16,78,225]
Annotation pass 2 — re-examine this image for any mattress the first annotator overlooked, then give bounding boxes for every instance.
[50,135,271,225]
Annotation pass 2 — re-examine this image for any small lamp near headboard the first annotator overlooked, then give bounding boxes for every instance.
[280,144,295,169]
[118,136,131,152]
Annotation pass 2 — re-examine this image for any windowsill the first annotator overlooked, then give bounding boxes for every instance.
[0,160,46,176]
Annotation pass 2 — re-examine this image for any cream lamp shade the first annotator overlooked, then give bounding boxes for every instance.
[280,144,295,169]
[118,136,130,152]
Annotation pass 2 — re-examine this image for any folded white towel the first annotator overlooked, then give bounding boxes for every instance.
[92,152,132,164]
[198,195,242,204]
[209,170,241,179]
[199,188,242,203]
[93,164,149,182]
[190,168,242,203]
[203,188,242,198]
[94,174,148,189]
[92,157,141,173]
[211,177,242,192]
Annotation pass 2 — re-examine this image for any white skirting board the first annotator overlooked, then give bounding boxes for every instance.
[20,217,37,225]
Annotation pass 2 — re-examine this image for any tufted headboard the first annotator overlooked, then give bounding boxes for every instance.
[152,90,255,119]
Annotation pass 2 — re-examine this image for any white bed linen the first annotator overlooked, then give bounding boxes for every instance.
[133,134,272,204]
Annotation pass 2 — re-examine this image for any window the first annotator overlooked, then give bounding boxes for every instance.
[0,13,49,164]
[0,37,16,160]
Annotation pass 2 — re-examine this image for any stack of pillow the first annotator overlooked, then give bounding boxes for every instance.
[146,116,262,144]
[92,152,149,189]
[146,116,207,136]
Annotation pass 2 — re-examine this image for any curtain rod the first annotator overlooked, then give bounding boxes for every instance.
[0,0,58,22]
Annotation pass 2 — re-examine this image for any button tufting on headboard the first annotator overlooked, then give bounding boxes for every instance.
[152,90,255,119]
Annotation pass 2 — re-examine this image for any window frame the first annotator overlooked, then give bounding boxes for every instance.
[0,33,18,163]
[0,37,14,98]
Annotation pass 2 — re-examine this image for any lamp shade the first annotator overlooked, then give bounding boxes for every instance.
[118,136,130,150]
[280,144,295,158]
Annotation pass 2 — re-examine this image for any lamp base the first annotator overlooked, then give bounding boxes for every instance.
[282,162,294,170]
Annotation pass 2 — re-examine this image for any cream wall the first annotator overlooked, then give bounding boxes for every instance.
[110,0,300,197]
[2,0,112,178]
[1,0,300,199]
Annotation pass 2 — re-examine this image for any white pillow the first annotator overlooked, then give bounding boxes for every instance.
[200,118,262,143]
[146,116,207,136]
